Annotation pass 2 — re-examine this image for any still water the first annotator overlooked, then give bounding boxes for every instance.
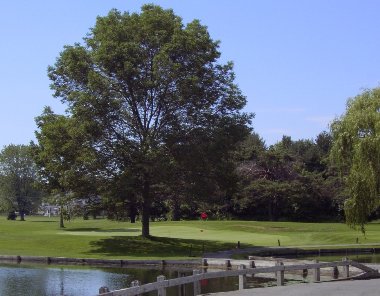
[0,263,130,296]
[0,262,275,296]
[1,253,379,296]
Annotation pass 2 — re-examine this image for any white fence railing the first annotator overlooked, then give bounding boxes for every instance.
[98,259,379,296]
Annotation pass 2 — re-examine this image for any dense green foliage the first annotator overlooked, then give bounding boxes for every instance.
[35,5,251,236]
[0,145,41,220]
[32,107,98,228]
[331,88,380,232]
[228,132,344,222]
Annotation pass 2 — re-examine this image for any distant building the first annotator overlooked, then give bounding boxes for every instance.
[39,203,60,216]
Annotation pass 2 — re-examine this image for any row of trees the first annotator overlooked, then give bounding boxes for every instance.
[233,132,345,222]
[1,5,378,235]
[1,90,379,233]
[0,115,376,230]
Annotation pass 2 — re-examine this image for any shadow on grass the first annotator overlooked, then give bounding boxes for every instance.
[30,221,57,223]
[87,236,235,258]
[64,228,140,233]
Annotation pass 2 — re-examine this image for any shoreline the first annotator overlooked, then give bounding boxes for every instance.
[0,244,379,269]
[0,255,200,268]
[0,247,380,269]
[205,245,380,259]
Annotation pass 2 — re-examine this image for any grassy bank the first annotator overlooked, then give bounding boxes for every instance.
[0,216,379,259]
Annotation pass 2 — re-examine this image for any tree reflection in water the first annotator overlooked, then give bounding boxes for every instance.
[0,263,279,296]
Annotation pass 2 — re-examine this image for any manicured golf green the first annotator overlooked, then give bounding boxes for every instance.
[0,216,379,259]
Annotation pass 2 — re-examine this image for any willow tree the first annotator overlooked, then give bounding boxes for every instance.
[46,5,251,237]
[330,87,380,232]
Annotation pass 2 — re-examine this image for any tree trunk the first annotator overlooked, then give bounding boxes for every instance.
[130,204,137,223]
[60,206,65,228]
[19,210,25,221]
[171,199,181,221]
[141,176,151,238]
[268,201,273,221]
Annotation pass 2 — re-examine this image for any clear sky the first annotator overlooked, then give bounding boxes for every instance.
[1,0,379,148]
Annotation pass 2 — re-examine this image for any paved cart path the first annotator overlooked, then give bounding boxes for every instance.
[205,278,380,296]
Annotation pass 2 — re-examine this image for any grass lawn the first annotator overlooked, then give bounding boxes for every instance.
[0,216,379,259]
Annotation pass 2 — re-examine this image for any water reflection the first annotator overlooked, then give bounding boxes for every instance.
[6,253,378,296]
[0,262,278,296]
[0,263,130,296]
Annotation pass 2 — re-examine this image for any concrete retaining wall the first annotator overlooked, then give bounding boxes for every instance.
[247,247,380,257]
[0,255,200,268]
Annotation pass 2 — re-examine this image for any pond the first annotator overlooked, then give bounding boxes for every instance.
[0,262,275,296]
[2,253,379,296]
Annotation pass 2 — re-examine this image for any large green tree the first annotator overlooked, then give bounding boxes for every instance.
[32,107,98,228]
[330,87,380,232]
[44,5,251,237]
[0,144,41,220]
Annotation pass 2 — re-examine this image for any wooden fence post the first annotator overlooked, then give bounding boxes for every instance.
[131,280,141,296]
[276,261,284,286]
[238,264,246,290]
[225,259,231,269]
[248,260,256,278]
[157,275,166,296]
[343,258,350,278]
[249,260,256,268]
[98,286,109,294]
[332,266,339,279]
[193,269,201,296]
[178,272,186,296]
[313,260,320,282]
[202,258,208,267]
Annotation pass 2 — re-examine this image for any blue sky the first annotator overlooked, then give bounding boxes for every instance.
[1,0,379,148]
